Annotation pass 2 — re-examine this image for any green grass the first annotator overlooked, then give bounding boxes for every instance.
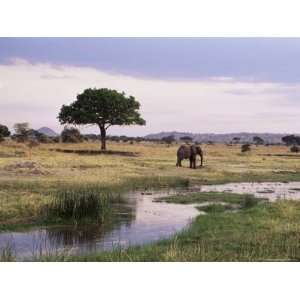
[157,191,265,207]
[44,185,121,223]
[199,203,229,213]
[40,200,300,262]
[0,176,190,231]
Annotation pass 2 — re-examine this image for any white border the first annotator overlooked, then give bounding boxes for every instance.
[1,1,300,300]
[0,263,299,300]
[0,0,300,36]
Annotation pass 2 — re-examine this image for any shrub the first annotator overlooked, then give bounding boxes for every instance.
[241,143,251,153]
[0,124,10,142]
[290,145,300,153]
[162,135,175,145]
[51,136,60,143]
[61,126,83,143]
[242,195,259,208]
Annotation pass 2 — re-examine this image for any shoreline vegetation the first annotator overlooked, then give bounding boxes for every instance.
[1,141,300,261]
[41,196,300,262]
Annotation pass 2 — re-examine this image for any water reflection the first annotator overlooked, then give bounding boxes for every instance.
[0,189,198,260]
[2,182,300,260]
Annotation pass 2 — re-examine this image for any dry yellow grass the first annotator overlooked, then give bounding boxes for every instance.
[0,140,300,186]
[1,140,300,226]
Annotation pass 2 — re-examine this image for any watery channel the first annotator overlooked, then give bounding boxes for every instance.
[2,181,300,260]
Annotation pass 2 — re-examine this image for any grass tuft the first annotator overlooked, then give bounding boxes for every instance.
[44,185,121,223]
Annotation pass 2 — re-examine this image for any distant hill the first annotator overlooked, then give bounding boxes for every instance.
[37,127,58,137]
[144,131,292,144]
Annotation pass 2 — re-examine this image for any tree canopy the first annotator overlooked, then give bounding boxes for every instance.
[58,88,145,150]
[180,136,193,143]
[0,124,10,142]
[13,122,30,142]
[61,126,83,143]
[282,135,300,146]
[162,135,176,145]
[253,136,264,145]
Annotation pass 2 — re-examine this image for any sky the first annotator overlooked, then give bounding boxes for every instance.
[1,37,300,135]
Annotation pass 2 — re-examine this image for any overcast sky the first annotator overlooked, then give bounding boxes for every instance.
[1,38,300,135]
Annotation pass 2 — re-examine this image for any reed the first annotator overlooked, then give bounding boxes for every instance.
[0,241,16,262]
[45,185,122,223]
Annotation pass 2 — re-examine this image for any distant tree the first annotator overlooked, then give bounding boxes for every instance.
[13,122,30,142]
[180,136,193,143]
[26,129,52,143]
[0,124,10,142]
[51,136,60,143]
[120,135,129,143]
[241,143,251,153]
[207,140,214,145]
[282,135,300,146]
[134,137,144,143]
[58,88,146,150]
[84,134,99,141]
[291,145,300,153]
[162,135,175,145]
[108,135,121,142]
[61,126,83,143]
[232,137,241,144]
[253,136,264,146]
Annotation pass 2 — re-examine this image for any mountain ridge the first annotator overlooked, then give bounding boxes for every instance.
[144,131,295,143]
[37,127,58,137]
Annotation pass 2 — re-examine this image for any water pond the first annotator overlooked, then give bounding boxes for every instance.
[2,181,300,260]
[200,181,300,202]
[0,189,198,260]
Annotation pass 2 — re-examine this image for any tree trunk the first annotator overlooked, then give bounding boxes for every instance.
[99,125,106,150]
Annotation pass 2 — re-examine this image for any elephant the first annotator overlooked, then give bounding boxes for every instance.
[176,144,203,169]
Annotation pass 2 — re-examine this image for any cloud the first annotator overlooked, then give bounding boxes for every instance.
[4,38,300,83]
[40,74,77,80]
[1,58,300,135]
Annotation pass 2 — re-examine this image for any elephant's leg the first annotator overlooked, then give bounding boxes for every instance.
[176,158,182,167]
[189,158,193,168]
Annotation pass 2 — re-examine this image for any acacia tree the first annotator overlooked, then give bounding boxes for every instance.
[13,122,30,142]
[58,88,146,150]
[253,136,264,146]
